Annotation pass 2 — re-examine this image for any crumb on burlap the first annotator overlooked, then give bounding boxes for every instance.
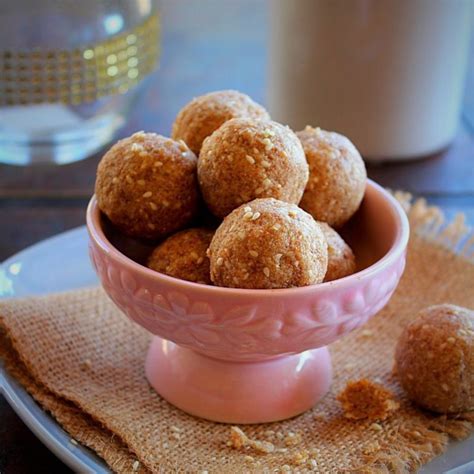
[229,426,275,454]
[337,379,400,421]
[284,431,303,446]
[291,449,310,465]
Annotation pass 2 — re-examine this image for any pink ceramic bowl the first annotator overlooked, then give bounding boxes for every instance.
[87,180,409,423]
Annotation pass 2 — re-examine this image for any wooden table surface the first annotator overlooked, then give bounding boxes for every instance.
[1,1,473,472]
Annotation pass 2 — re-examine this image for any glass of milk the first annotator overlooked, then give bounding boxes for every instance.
[269,0,472,161]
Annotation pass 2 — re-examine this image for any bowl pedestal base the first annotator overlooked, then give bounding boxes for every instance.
[145,336,332,424]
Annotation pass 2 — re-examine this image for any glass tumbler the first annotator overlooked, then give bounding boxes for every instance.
[0,0,160,165]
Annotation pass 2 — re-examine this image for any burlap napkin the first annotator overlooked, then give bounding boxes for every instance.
[1,194,473,473]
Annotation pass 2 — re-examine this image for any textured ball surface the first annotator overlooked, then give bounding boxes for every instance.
[395,304,474,414]
[320,223,356,282]
[208,198,328,289]
[172,90,270,155]
[147,228,214,284]
[95,132,199,240]
[199,118,309,218]
[298,126,366,228]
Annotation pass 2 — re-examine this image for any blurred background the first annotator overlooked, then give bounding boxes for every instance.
[1,0,473,262]
[0,0,473,470]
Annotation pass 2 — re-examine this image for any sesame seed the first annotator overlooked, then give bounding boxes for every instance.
[244,206,252,212]
[246,155,255,164]
[309,459,318,468]
[178,139,188,151]
[112,177,119,184]
[216,257,224,266]
[137,179,146,186]
[281,465,291,472]
[243,272,249,280]
[131,143,143,152]
[126,175,133,184]
[244,455,254,462]
[132,460,140,471]
[361,329,373,337]
[251,212,261,220]
[264,128,275,137]
[288,210,297,218]
[255,187,264,194]
[272,223,281,231]
[143,191,152,198]
[442,383,449,391]
[261,160,271,168]
[197,257,204,264]
[162,200,170,207]
[370,423,383,432]
[190,251,199,260]
[275,254,283,264]
[70,438,78,445]
[263,267,270,277]
[154,161,163,167]
[233,277,239,284]
[244,211,253,220]
[407,373,414,380]
[170,425,182,432]
[148,223,155,230]
[249,250,258,257]
[172,432,181,440]
[262,137,273,150]
[149,202,157,210]
[139,151,148,157]
[447,337,456,343]
[263,178,272,188]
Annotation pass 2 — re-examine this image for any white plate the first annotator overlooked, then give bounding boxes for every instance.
[0,226,472,473]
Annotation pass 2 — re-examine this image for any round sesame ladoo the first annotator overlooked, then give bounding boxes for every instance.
[95,132,199,240]
[147,228,214,284]
[297,126,367,228]
[172,90,270,155]
[208,198,328,289]
[320,223,356,282]
[199,118,309,219]
[395,304,474,414]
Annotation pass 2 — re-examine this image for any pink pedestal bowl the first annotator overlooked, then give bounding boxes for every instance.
[86,180,409,424]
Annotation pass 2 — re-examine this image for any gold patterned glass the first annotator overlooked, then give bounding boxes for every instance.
[0,0,160,165]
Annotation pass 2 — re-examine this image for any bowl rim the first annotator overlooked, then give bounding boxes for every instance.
[86,179,409,297]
